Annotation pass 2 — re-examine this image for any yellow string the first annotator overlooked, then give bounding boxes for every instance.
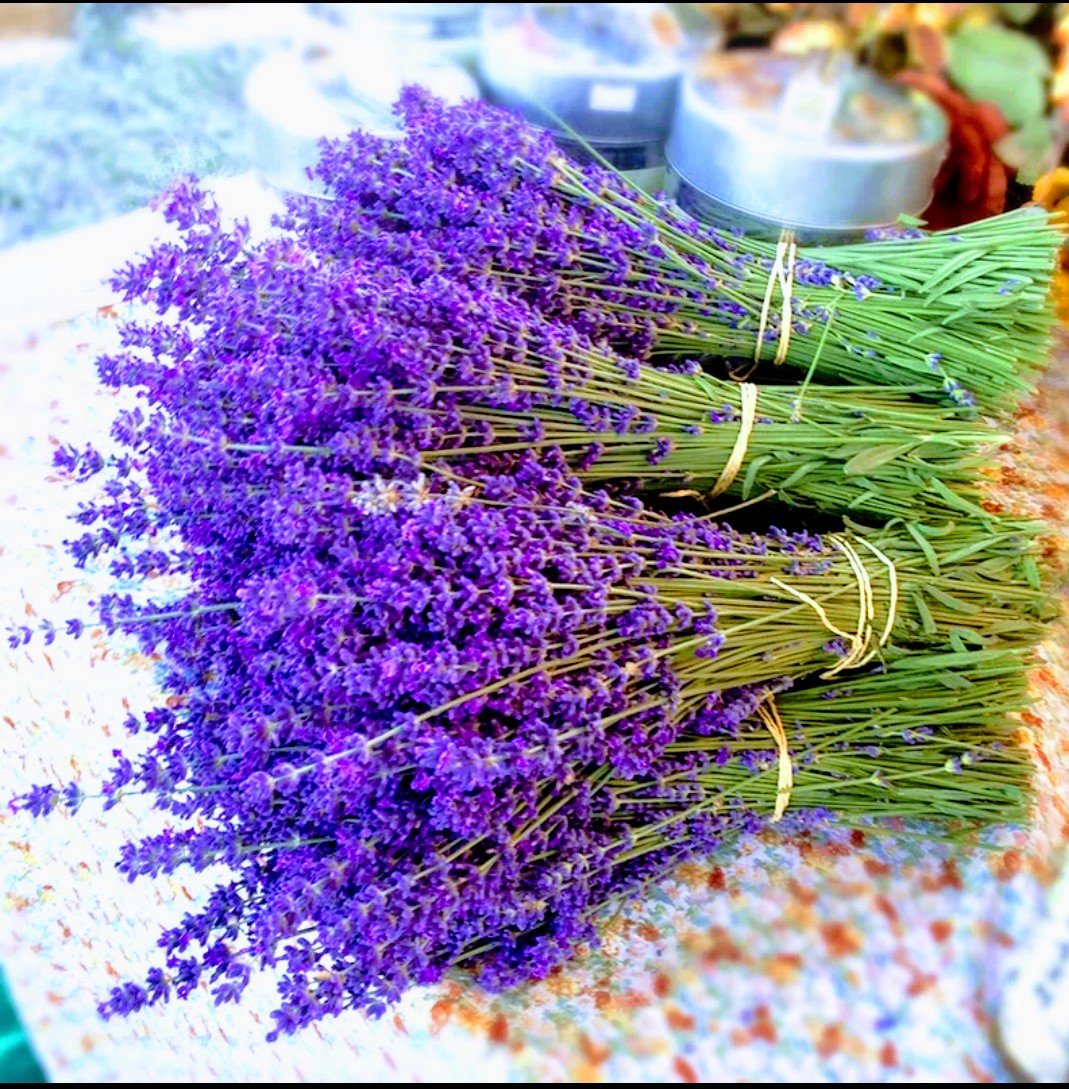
[757,698,793,823]
[770,533,900,679]
[854,536,900,651]
[823,535,874,677]
[769,576,855,647]
[775,232,797,366]
[754,228,798,368]
[709,382,759,498]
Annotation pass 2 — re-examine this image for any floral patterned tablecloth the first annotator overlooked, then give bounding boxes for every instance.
[1,197,1067,1082]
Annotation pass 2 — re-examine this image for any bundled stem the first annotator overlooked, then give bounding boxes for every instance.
[551,174,1061,408]
[298,92,1061,411]
[623,647,1034,833]
[410,335,1005,522]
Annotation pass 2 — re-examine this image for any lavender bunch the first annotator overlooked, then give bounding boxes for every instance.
[33,409,1051,842]
[101,182,1001,525]
[6,164,1052,1038]
[287,88,1060,410]
[16,480,1033,1036]
[13,309,1049,1037]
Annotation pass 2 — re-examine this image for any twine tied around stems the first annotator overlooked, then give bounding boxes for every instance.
[710,382,759,497]
[756,697,793,823]
[756,228,798,367]
[770,535,900,680]
[663,381,760,501]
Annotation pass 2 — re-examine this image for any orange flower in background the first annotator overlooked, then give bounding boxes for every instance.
[895,69,1012,229]
[1033,166,1069,214]
[1032,166,1069,323]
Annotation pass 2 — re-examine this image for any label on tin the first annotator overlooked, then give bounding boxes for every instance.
[778,55,848,138]
[590,83,638,113]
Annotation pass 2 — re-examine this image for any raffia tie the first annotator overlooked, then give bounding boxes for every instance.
[663,382,759,502]
[755,228,798,367]
[709,382,759,498]
[770,535,900,680]
[757,697,793,823]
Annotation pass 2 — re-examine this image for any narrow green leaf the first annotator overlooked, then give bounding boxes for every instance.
[843,442,917,476]
[948,25,1050,128]
[936,670,974,689]
[926,585,983,615]
[741,453,773,499]
[906,522,941,576]
[912,591,938,636]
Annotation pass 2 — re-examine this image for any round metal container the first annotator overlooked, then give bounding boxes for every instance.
[666,50,948,239]
[244,42,479,199]
[478,4,717,175]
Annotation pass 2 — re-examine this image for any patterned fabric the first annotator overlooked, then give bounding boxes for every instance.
[0,289,1066,1083]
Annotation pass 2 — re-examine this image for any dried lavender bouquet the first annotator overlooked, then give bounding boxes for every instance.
[15,459,1044,1035]
[98,186,1004,525]
[290,89,1060,410]
[6,140,1056,1037]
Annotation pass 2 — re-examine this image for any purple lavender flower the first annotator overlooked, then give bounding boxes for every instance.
[9,109,1028,1038]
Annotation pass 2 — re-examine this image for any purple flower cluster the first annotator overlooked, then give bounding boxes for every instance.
[12,191,844,1032]
[8,126,924,1035]
[35,419,829,1034]
[278,87,698,358]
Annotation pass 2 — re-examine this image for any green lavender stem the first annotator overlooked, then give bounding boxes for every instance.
[417,360,1004,522]
[623,647,1033,831]
[549,164,1060,410]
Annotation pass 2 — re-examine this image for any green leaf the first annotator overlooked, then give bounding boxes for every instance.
[925,586,982,615]
[777,461,820,490]
[911,591,938,636]
[910,439,958,459]
[741,453,773,499]
[995,114,1059,184]
[842,442,916,476]
[907,522,941,575]
[1020,555,1042,590]
[947,25,1050,128]
[936,669,974,689]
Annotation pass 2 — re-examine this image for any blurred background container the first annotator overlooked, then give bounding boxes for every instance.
[243,12,479,198]
[667,49,948,239]
[477,3,716,189]
[1,4,1067,243]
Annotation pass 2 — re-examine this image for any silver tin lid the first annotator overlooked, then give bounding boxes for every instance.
[478,4,714,145]
[666,50,948,233]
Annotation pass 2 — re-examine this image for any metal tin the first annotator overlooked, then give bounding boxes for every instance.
[666,50,948,239]
[478,4,716,174]
[244,41,479,199]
